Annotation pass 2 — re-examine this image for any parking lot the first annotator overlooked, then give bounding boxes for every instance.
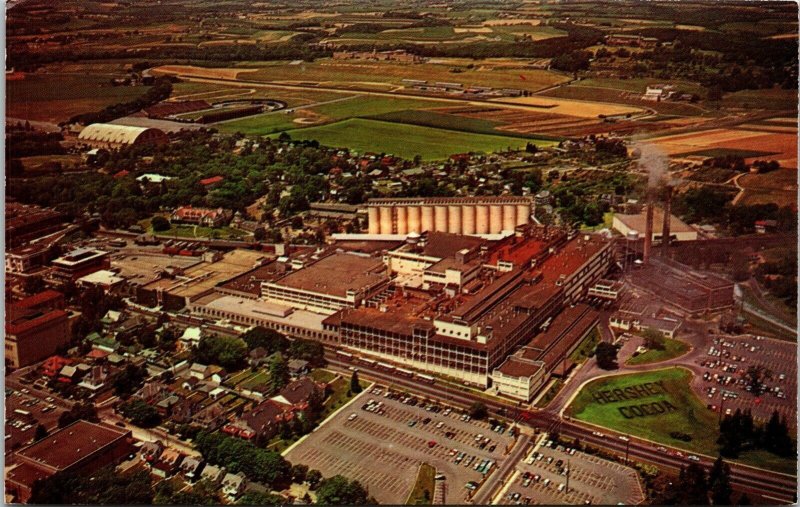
[5,387,66,456]
[696,334,796,426]
[501,437,644,505]
[285,385,518,504]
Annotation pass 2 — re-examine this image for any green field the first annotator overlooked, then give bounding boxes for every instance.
[275,118,546,160]
[626,338,690,366]
[567,368,719,454]
[218,96,450,135]
[310,96,450,119]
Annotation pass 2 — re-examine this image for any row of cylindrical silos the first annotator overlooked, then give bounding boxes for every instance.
[368,203,531,235]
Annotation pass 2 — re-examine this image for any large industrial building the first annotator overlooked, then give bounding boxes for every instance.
[5,290,70,368]
[367,197,533,235]
[167,224,612,388]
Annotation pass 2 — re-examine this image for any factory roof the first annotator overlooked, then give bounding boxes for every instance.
[368,196,533,206]
[494,356,543,379]
[52,248,109,268]
[15,420,130,472]
[270,252,387,298]
[11,290,63,310]
[614,208,694,235]
[6,309,68,335]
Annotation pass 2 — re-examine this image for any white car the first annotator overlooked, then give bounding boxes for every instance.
[688,455,700,462]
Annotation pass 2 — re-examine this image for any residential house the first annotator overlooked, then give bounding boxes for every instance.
[222,472,247,499]
[179,456,204,482]
[171,206,233,228]
[152,448,184,478]
[272,377,324,412]
[78,366,108,391]
[248,347,269,367]
[200,464,225,485]
[287,359,309,377]
[222,399,287,441]
[141,441,165,463]
[155,394,182,417]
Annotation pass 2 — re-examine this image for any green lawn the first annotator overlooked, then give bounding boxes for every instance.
[239,370,271,390]
[275,118,539,160]
[318,376,368,421]
[216,111,299,135]
[309,369,337,384]
[567,368,720,455]
[406,463,437,505]
[569,327,600,364]
[150,223,248,240]
[626,338,690,366]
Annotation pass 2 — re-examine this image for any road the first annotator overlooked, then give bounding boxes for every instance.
[471,433,531,504]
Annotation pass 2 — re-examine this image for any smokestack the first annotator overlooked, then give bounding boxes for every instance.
[643,191,654,265]
[661,185,673,258]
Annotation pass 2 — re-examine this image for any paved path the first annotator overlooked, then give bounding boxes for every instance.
[472,434,531,504]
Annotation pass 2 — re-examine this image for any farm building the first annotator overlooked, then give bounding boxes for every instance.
[77,123,168,149]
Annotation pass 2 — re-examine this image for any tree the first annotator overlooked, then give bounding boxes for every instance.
[307,469,323,490]
[677,463,709,505]
[253,227,267,241]
[119,399,162,428]
[288,338,325,366]
[743,365,771,396]
[595,342,619,370]
[315,475,373,505]
[292,464,309,484]
[112,364,149,398]
[150,216,171,232]
[269,352,290,392]
[193,335,248,370]
[34,424,48,441]
[350,371,362,394]
[709,456,732,506]
[241,326,288,354]
[641,328,666,351]
[30,466,154,505]
[58,402,98,428]
[237,491,285,505]
[469,402,488,420]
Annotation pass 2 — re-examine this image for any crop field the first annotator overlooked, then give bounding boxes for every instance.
[153,65,260,80]
[241,60,570,94]
[490,95,644,118]
[274,118,541,160]
[543,85,712,117]
[368,109,560,140]
[6,72,152,123]
[441,106,651,138]
[738,169,798,207]
[218,95,450,134]
[650,128,798,169]
[567,368,720,454]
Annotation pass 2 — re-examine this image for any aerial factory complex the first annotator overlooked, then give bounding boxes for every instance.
[4,0,798,505]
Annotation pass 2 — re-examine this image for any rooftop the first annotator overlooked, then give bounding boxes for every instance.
[495,356,543,378]
[16,420,130,471]
[270,252,387,299]
[52,248,109,268]
[614,208,694,235]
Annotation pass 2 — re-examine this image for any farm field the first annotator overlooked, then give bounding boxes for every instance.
[242,60,570,93]
[490,95,644,118]
[649,128,798,169]
[542,85,718,117]
[6,72,153,123]
[369,109,561,140]
[273,118,545,160]
[153,65,260,80]
[219,95,451,134]
[737,169,798,207]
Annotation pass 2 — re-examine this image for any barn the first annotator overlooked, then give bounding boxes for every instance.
[77,123,168,149]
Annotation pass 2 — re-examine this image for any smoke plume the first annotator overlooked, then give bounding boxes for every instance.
[634,142,670,189]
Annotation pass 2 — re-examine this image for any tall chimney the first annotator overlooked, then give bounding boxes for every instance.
[661,185,673,258]
[643,191,654,265]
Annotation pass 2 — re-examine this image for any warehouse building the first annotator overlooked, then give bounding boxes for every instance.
[77,123,168,149]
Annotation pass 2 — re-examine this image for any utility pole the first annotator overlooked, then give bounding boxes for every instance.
[566,458,570,494]
[624,436,630,465]
[718,395,726,424]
